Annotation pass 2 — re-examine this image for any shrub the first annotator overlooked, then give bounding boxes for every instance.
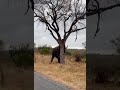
[73,52,82,62]
[40,48,50,54]
[13,52,33,67]
[38,45,52,55]
[9,44,33,67]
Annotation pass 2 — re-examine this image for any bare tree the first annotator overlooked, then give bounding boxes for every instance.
[28,0,120,38]
[25,0,34,14]
[25,0,120,64]
[34,0,86,64]
[27,0,120,39]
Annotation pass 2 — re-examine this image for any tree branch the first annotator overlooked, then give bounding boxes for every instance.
[87,4,120,16]
[25,0,34,15]
[47,26,58,42]
[70,27,86,33]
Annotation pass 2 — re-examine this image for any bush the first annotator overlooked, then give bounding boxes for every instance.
[40,48,50,54]
[9,44,33,67]
[13,52,33,67]
[73,52,82,62]
[38,45,52,55]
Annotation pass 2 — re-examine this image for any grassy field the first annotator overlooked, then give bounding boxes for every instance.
[34,52,86,90]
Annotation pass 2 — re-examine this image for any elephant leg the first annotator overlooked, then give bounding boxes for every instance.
[58,57,60,63]
[50,55,54,64]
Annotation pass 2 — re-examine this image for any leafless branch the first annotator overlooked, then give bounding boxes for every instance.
[25,0,34,14]
[34,0,86,43]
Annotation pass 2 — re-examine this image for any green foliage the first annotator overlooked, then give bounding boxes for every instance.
[38,45,52,55]
[37,45,86,63]
[13,52,33,67]
[40,48,50,54]
[9,44,33,67]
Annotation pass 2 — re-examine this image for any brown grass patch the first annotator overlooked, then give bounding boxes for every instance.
[34,52,86,90]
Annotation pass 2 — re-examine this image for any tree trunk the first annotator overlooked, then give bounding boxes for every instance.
[59,44,65,64]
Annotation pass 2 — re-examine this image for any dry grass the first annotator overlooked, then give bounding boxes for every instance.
[34,52,86,90]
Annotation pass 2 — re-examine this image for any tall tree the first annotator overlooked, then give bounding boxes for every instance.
[34,0,86,64]
[28,0,120,38]
[27,0,120,63]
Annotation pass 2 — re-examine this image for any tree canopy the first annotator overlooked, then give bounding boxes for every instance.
[27,0,120,38]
